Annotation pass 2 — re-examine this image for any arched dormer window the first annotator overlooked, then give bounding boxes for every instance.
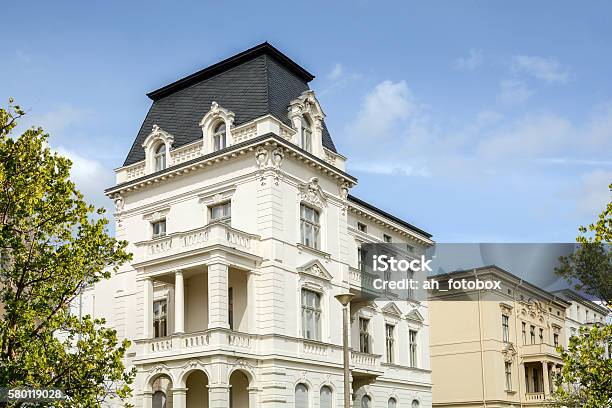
[213,121,226,151]
[154,143,166,171]
[301,115,312,153]
[142,124,174,174]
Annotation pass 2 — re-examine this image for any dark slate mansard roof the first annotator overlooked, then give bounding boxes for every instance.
[123,42,337,166]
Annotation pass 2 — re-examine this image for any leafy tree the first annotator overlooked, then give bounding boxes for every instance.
[0,99,134,407]
[555,182,612,307]
[552,324,612,408]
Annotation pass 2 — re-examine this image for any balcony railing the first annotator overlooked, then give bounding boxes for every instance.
[522,343,559,358]
[351,350,382,373]
[349,267,377,289]
[135,329,255,359]
[135,222,260,263]
[525,392,546,401]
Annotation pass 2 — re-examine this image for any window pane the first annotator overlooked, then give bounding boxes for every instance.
[295,384,308,408]
[320,386,332,408]
[388,398,397,408]
[361,395,372,408]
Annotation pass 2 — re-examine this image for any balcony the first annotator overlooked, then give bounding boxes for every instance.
[524,392,546,401]
[521,343,561,362]
[134,222,260,264]
[348,267,377,291]
[134,328,255,360]
[351,350,383,375]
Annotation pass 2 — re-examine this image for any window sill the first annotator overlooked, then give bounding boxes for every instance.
[505,390,517,395]
[296,243,331,260]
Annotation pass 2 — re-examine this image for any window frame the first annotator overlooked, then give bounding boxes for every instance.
[385,323,395,364]
[153,299,168,338]
[151,219,167,239]
[505,362,512,391]
[300,203,320,249]
[502,314,510,343]
[301,115,312,153]
[301,288,322,341]
[212,121,227,151]
[359,317,370,354]
[154,143,167,172]
[409,329,418,367]
[209,201,231,225]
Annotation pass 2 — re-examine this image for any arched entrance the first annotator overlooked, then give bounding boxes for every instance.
[185,370,209,408]
[148,373,173,408]
[229,370,250,408]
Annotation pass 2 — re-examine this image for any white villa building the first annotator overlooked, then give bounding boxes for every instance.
[87,43,434,408]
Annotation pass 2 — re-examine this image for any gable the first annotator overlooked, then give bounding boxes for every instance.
[297,260,333,281]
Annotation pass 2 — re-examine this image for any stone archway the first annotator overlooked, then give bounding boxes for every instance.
[146,373,173,408]
[229,370,250,408]
[185,370,209,408]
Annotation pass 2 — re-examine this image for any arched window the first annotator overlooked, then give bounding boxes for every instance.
[301,115,312,153]
[320,386,332,408]
[213,121,226,151]
[295,383,308,408]
[412,399,420,408]
[152,391,166,408]
[154,144,166,171]
[388,397,397,408]
[361,395,372,408]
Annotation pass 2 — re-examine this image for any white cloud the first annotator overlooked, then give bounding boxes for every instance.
[55,146,114,213]
[454,49,484,71]
[512,55,570,83]
[17,104,92,137]
[574,170,612,215]
[497,79,533,104]
[351,80,418,139]
[328,63,344,80]
[349,161,431,177]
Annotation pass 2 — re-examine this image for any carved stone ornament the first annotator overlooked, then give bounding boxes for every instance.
[254,146,284,185]
[502,343,517,362]
[339,182,350,215]
[114,195,125,213]
[298,177,326,208]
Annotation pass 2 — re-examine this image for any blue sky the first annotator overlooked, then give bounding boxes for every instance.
[3,1,611,242]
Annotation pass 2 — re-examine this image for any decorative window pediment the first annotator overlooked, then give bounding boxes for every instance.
[143,206,170,222]
[297,260,333,282]
[298,177,327,209]
[289,91,325,154]
[382,302,402,317]
[199,101,235,153]
[406,309,424,323]
[142,125,174,173]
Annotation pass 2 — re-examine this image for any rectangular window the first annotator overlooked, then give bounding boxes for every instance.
[505,362,512,390]
[213,133,226,151]
[539,328,544,343]
[385,324,395,363]
[383,234,392,243]
[530,325,536,344]
[300,204,320,249]
[553,333,559,347]
[502,315,510,343]
[153,299,167,338]
[210,202,231,224]
[228,287,234,330]
[301,289,321,340]
[522,322,527,345]
[357,246,365,272]
[357,222,367,233]
[359,318,370,353]
[302,127,312,153]
[152,219,166,238]
[409,329,418,368]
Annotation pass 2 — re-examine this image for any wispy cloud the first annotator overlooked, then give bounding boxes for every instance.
[453,49,484,71]
[573,170,612,215]
[497,79,533,104]
[328,63,344,80]
[512,55,570,83]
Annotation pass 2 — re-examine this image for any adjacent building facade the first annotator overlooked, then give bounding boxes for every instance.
[89,43,434,408]
[429,266,609,408]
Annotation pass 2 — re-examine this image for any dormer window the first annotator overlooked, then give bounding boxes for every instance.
[301,116,312,153]
[213,122,226,151]
[154,144,166,171]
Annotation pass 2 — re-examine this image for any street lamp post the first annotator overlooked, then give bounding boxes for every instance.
[335,293,355,408]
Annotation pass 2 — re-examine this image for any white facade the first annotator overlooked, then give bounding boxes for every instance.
[552,289,610,344]
[89,48,434,408]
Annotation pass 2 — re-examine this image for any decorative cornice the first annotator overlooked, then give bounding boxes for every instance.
[106,133,357,197]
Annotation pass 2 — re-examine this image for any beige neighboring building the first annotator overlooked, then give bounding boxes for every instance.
[429,266,570,408]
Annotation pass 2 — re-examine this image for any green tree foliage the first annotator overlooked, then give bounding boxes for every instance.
[0,99,134,407]
[552,324,612,408]
[556,182,612,307]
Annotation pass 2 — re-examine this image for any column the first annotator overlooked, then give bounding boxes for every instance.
[248,386,258,407]
[208,262,230,329]
[542,361,550,396]
[208,384,230,408]
[142,391,153,408]
[143,277,153,338]
[174,270,185,334]
[172,387,187,408]
[246,271,256,333]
